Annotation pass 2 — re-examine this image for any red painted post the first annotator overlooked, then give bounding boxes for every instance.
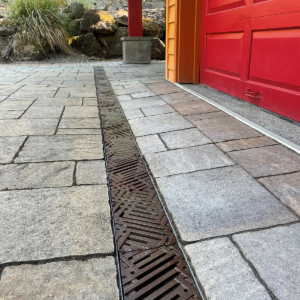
[127,0,143,37]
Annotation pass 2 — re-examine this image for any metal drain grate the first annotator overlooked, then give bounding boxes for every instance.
[94,67,202,300]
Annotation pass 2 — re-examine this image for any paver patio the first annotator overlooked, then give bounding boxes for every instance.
[0,61,300,300]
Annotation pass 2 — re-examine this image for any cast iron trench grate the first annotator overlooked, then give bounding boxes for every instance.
[94,67,203,300]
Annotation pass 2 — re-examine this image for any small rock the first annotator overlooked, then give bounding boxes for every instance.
[69,2,85,19]
[151,37,165,59]
[143,18,160,37]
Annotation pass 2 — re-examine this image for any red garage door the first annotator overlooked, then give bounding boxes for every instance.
[200,0,300,122]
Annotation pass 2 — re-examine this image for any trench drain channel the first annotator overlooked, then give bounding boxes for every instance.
[94,67,203,300]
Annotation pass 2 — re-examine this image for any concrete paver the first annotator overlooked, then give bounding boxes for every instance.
[123,108,144,120]
[16,135,103,162]
[160,91,201,104]
[0,162,74,190]
[145,144,234,177]
[234,224,300,300]
[185,238,271,300]
[0,119,58,136]
[59,118,101,129]
[0,136,26,163]
[259,172,300,215]
[142,104,175,116]
[0,100,34,110]
[136,134,167,154]
[0,257,119,300]
[22,106,63,119]
[156,166,297,241]
[63,106,99,118]
[217,136,277,152]
[160,128,211,149]
[119,96,166,110]
[32,98,83,106]
[0,185,114,264]
[0,111,24,119]
[185,111,229,121]
[129,112,193,136]
[229,145,300,177]
[76,160,107,185]
[171,100,219,115]
[56,129,102,135]
[193,116,262,142]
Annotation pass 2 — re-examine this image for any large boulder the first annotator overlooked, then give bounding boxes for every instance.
[151,37,165,60]
[143,18,160,37]
[0,19,16,37]
[0,36,10,58]
[80,9,118,34]
[69,33,102,56]
[11,39,48,61]
[98,27,128,56]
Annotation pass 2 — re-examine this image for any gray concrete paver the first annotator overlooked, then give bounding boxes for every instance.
[229,145,300,177]
[159,92,199,104]
[145,144,234,177]
[0,185,114,264]
[56,129,102,135]
[0,257,119,300]
[156,166,297,241]
[123,109,144,120]
[0,110,24,119]
[136,134,167,154]
[0,136,27,163]
[0,162,74,190]
[128,112,193,136]
[63,106,99,118]
[185,238,271,300]
[32,98,83,106]
[119,96,166,110]
[16,135,103,162]
[142,104,175,116]
[59,118,101,129]
[160,128,211,149]
[0,100,34,110]
[76,160,107,185]
[171,100,219,115]
[233,224,300,300]
[22,106,63,119]
[259,172,300,215]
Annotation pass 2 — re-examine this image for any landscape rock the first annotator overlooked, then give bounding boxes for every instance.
[81,9,118,34]
[0,18,15,37]
[69,33,102,56]
[151,37,165,59]
[99,27,128,56]
[69,2,85,19]
[116,14,128,27]
[143,17,160,36]
[11,39,49,61]
[0,35,9,56]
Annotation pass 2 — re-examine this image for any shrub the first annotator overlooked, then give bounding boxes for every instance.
[8,0,71,53]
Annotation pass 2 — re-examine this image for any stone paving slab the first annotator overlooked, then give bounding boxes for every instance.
[22,106,63,119]
[0,111,24,119]
[141,104,175,116]
[16,135,103,162]
[63,106,99,118]
[228,145,300,177]
[32,98,83,106]
[156,166,297,241]
[0,162,74,190]
[56,129,102,135]
[259,172,300,215]
[0,185,114,264]
[171,100,219,115]
[131,91,156,98]
[145,144,234,177]
[0,136,26,163]
[119,96,166,110]
[148,85,183,95]
[114,86,151,96]
[185,238,271,300]
[0,257,119,300]
[83,98,98,106]
[136,134,167,154]
[123,109,144,120]
[59,118,101,129]
[233,224,300,300]
[0,100,34,110]
[186,111,228,122]
[76,160,107,185]
[160,128,212,149]
[128,112,193,136]
[193,116,262,142]
[217,136,277,152]
[0,119,58,136]
[159,92,199,104]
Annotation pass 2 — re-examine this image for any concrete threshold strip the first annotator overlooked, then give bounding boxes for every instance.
[174,83,300,155]
[94,66,205,300]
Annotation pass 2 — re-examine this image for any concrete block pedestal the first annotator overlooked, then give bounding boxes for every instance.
[121,37,152,64]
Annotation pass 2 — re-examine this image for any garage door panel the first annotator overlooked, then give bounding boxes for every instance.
[206,32,244,78]
[249,29,300,91]
[208,0,246,14]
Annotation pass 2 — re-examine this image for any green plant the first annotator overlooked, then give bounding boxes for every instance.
[8,0,71,53]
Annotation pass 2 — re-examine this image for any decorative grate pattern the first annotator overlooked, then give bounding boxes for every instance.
[94,67,202,300]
